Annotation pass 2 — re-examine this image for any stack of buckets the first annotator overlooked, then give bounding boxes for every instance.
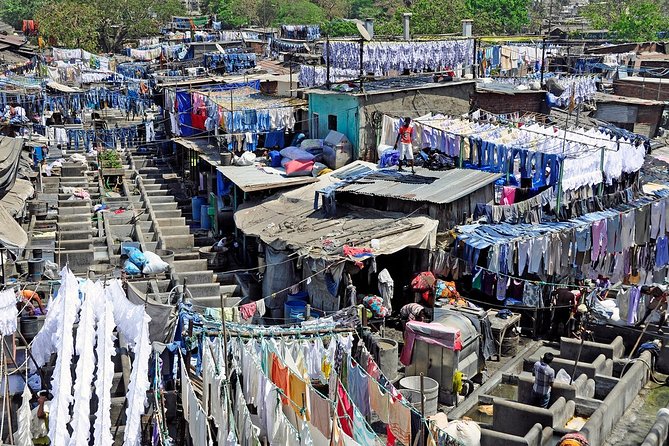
[284,291,309,324]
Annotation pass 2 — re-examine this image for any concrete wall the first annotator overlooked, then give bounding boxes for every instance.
[357,82,476,160]
[581,351,652,446]
[614,79,669,102]
[641,408,669,446]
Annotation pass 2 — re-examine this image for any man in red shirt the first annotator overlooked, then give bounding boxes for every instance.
[394,117,415,173]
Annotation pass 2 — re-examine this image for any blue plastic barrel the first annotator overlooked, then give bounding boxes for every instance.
[287,291,309,303]
[192,196,206,221]
[284,300,307,324]
[200,205,211,229]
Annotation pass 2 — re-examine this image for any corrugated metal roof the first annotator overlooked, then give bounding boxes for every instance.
[339,167,500,204]
[217,164,318,193]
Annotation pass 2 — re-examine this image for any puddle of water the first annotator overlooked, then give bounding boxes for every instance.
[463,405,493,424]
[604,383,669,446]
[488,383,518,400]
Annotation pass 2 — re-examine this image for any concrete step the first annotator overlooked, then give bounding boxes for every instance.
[171,259,207,273]
[160,235,194,251]
[173,270,214,285]
[159,226,190,236]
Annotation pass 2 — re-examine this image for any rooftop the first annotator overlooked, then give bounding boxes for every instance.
[595,91,666,106]
[337,166,501,205]
[217,164,318,193]
[310,75,476,96]
[234,161,439,258]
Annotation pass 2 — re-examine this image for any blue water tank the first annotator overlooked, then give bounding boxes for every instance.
[200,205,211,229]
[284,300,307,324]
[287,291,309,303]
[192,196,206,221]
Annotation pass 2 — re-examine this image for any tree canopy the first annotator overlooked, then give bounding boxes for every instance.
[584,0,668,41]
[33,0,185,53]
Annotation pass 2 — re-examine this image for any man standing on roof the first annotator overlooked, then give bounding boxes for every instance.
[394,117,415,173]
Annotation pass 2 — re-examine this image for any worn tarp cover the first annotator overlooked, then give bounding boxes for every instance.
[0,178,33,217]
[262,246,297,312]
[235,161,438,260]
[0,136,24,199]
[127,283,177,343]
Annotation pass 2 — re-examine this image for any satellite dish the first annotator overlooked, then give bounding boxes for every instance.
[356,22,372,41]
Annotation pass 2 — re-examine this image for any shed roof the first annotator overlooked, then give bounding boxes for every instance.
[217,164,318,193]
[338,167,501,205]
[234,161,438,258]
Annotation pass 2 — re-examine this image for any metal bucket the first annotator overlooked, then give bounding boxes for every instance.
[400,376,439,416]
[154,249,175,265]
[15,260,28,276]
[220,151,233,166]
[198,246,218,268]
[20,316,42,343]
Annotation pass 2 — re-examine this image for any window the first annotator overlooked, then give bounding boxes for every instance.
[328,114,338,131]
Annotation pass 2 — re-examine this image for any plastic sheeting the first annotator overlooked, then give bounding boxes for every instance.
[262,246,297,312]
[0,136,25,199]
[234,161,438,259]
[127,282,178,343]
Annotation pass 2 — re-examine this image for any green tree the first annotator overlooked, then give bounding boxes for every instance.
[207,0,260,28]
[322,19,359,37]
[274,0,326,25]
[36,0,99,51]
[466,0,531,35]
[374,0,466,36]
[96,0,185,53]
[584,0,667,41]
[0,0,44,29]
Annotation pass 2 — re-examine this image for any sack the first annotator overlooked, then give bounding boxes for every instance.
[123,246,147,269]
[442,420,481,446]
[124,259,141,275]
[312,162,328,177]
[285,159,314,177]
[280,147,315,161]
[234,151,256,166]
[142,251,170,274]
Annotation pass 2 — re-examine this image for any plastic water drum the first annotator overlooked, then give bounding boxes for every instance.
[200,205,211,229]
[191,196,206,222]
[284,300,307,324]
[400,376,439,416]
[287,291,309,303]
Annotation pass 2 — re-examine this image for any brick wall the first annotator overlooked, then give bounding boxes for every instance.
[614,80,669,101]
[473,91,546,115]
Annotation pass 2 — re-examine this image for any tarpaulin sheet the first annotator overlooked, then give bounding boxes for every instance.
[127,283,178,344]
[176,91,194,136]
[0,178,33,217]
[0,136,24,199]
[0,204,27,255]
[400,321,462,365]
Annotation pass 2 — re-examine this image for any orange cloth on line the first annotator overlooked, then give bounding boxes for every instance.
[270,353,290,405]
[388,394,411,446]
[289,372,309,420]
